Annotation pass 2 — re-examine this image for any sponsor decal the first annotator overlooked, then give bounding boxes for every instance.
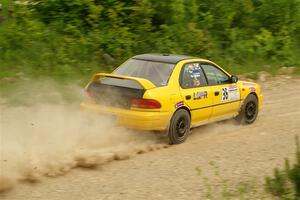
[222,86,240,101]
[228,85,238,91]
[249,87,256,92]
[193,91,208,100]
[242,82,256,87]
[175,101,184,108]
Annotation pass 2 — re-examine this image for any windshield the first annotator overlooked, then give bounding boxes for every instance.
[113,59,175,87]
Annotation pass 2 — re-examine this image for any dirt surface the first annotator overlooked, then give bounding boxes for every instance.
[1,77,300,199]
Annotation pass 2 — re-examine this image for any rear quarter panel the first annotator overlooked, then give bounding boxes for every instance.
[142,86,181,112]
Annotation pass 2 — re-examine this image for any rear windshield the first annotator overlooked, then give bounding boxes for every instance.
[113,59,175,87]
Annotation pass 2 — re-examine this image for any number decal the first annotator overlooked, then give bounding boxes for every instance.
[222,86,239,101]
[222,87,228,101]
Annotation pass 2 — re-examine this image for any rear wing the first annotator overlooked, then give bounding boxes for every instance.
[91,73,156,90]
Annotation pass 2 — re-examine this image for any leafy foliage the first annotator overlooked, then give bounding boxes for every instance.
[0,0,299,78]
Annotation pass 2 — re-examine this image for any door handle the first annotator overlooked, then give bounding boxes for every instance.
[214,91,220,96]
[186,95,191,100]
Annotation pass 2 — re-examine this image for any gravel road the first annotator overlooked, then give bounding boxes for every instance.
[1,77,300,199]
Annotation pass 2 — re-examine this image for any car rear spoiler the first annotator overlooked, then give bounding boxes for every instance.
[91,73,156,90]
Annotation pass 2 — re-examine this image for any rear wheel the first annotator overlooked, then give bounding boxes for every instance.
[235,94,258,124]
[168,109,191,144]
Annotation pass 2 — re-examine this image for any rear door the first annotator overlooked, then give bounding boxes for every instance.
[201,63,241,119]
[179,63,213,125]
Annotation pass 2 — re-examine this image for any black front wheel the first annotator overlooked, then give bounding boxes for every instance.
[235,94,258,124]
[168,109,191,144]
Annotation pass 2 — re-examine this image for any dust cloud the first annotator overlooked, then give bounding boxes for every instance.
[0,80,168,193]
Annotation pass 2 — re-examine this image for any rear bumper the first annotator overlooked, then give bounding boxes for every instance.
[80,102,171,131]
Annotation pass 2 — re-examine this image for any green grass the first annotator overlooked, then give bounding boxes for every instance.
[195,162,266,199]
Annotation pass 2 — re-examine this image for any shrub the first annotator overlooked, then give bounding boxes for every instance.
[265,136,300,199]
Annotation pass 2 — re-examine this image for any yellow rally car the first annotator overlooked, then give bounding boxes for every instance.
[81,54,263,144]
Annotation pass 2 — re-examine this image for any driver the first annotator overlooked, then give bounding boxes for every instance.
[183,63,202,87]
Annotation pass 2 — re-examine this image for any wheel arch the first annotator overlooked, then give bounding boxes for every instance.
[249,92,258,100]
[243,92,258,103]
[173,106,191,120]
[245,92,261,105]
[240,92,258,110]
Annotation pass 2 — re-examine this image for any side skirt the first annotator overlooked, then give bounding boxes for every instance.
[191,113,238,128]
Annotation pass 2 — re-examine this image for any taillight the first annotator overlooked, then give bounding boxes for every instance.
[131,99,161,109]
[84,90,96,103]
[86,90,95,98]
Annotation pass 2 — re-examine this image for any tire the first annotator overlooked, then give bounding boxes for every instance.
[168,109,191,144]
[235,94,258,124]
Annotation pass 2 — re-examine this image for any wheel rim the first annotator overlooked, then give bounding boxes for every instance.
[176,117,188,137]
[245,101,257,120]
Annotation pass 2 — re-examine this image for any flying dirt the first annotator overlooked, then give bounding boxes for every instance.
[0,80,168,193]
[0,76,300,199]
[0,103,170,191]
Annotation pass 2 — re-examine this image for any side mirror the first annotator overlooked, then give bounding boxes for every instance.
[231,75,238,83]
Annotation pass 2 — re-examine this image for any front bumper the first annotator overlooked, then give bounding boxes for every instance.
[258,93,263,111]
[80,102,172,131]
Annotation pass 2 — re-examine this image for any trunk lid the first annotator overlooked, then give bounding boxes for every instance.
[86,73,156,109]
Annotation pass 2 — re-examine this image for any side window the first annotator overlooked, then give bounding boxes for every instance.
[201,63,230,85]
[181,63,207,88]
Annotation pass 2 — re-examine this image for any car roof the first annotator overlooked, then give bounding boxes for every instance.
[132,54,201,64]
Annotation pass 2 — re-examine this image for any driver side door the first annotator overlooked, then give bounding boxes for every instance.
[201,63,241,120]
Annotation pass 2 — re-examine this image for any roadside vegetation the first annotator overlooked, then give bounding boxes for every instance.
[265,136,300,200]
[0,0,300,85]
